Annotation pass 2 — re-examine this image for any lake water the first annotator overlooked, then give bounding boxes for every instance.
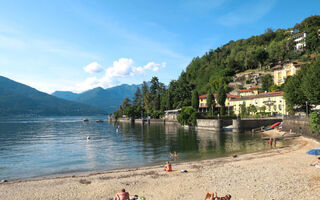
[0,116,289,180]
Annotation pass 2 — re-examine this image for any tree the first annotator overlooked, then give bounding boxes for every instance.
[217,86,227,115]
[133,87,143,117]
[261,74,273,92]
[258,106,266,113]
[206,91,214,115]
[120,97,131,112]
[302,59,320,105]
[177,106,198,126]
[269,84,280,92]
[191,90,199,110]
[254,47,269,70]
[248,105,257,115]
[284,73,307,111]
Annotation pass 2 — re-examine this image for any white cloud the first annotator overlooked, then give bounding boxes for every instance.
[106,58,134,77]
[73,58,166,92]
[84,62,104,74]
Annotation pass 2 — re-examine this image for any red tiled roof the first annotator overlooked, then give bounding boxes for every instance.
[199,94,208,99]
[272,64,282,70]
[239,86,259,93]
[230,91,284,101]
[239,89,251,92]
[199,93,239,99]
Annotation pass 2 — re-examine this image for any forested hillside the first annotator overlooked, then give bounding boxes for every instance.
[115,15,320,119]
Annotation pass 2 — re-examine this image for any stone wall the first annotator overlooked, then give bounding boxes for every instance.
[240,118,282,130]
[196,119,221,131]
[282,118,320,139]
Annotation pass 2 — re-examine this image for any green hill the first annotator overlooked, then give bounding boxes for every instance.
[0,76,105,116]
[167,15,320,108]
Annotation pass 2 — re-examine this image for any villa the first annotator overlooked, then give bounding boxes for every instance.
[199,88,288,115]
[293,32,306,50]
[272,61,303,86]
[228,91,287,115]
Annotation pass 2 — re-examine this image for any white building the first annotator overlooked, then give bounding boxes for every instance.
[293,32,306,50]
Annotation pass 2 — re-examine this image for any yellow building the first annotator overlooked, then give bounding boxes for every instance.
[272,61,303,86]
[239,86,259,96]
[199,93,239,112]
[229,91,287,115]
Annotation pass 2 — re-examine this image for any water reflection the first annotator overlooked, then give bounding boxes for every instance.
[0,116,290,180]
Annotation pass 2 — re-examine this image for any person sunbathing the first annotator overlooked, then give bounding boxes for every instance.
[115,188,129,200]
[164,161,172,172]
[311,157,320,168]
[204,189,215,200]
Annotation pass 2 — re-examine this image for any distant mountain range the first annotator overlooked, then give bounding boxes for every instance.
[0,76,105,116]
[52,84,141,114]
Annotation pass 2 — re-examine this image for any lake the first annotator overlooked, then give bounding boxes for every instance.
[0,116,289,180]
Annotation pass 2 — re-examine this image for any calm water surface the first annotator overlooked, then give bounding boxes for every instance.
[0,116,289,180]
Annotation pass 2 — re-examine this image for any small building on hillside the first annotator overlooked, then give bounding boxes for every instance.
[229,91,287,115]
[272,61,303,86]
[293,32,306,50]
[198,93,239,112]
[239,86,259,96]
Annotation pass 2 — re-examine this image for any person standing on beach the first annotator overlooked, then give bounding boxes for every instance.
[115,188,129,200]
[268,138,273,147]
[273,138,277,148]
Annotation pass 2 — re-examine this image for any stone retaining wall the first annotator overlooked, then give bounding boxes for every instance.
[282,118,320,139]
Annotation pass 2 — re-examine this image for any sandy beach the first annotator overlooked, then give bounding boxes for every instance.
[1,130,320,200]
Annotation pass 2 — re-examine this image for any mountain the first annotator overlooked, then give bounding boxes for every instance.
[52,84,141,114]
[0,76,105,116]
[51,91,78,101]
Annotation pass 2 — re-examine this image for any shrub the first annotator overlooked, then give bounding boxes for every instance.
[178,106,198,126]
[310,111,320,134]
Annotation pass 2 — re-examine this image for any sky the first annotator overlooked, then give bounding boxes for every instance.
[0,0,319,94]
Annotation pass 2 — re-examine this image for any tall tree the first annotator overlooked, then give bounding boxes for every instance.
[261,74,273,92]
[206,91,214,115]
[284,73,307,111]
[191,90,199,110]
[133,87,143,117]
[302,59,320,104]
[254,47,269,70]
[217,86,227,115]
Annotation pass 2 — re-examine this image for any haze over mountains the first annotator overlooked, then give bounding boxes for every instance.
[52,84,141,114]
[0,76,105,116]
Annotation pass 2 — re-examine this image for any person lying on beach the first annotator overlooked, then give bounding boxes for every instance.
[311,157,320,168]
[115,188,130,200]
[204,190,232,200]
[164,161,172,172]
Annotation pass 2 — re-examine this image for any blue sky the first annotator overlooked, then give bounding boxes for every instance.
[0,0,319,93]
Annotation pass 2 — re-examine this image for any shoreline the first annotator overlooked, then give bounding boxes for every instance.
[1,131,320,199]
